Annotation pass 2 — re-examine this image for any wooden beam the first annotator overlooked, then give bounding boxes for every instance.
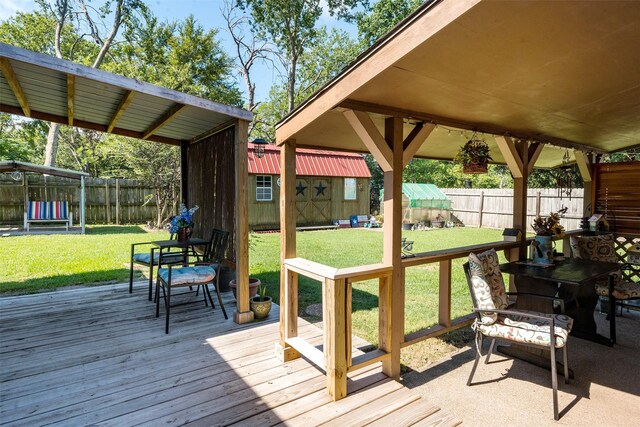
[527,142,544,174]
[438,260,452,327]
[512,140,529,259]
[67,74,75,126]
[180,141,189,204]
[337,100,609,155]
[142,103,187,140]
[0,57,30,117]
[107,90,135,133]
[0,103,182,146]
[277,139,300,362]
[343,109,393,172]
[574,150,592,182]
[233,119,253,324]
[495,135,523,178]
[324,278,347,400]
[403,122,435,167]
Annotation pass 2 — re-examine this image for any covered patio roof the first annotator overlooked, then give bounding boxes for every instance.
[0,43,252,145]
[276,0,640,168]
[0,160,89,180]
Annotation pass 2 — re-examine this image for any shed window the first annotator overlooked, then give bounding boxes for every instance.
[256,175,272,201]
[344,178,357,200]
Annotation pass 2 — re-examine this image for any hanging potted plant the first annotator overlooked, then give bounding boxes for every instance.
[454,132,492,174]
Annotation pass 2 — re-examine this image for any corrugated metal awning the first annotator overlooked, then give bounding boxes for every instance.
[247,143,371,178]
[0,43,252,146]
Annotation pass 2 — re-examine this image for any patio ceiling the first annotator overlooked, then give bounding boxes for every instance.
[276,0,640,168]
[0,43,252,145]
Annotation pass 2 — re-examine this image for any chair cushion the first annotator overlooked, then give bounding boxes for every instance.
[595,279,640,299]
[158,266,216,286]
[477,311,573,348]
[570,234,617,263]
[468,254,498,325]
[132,252,185,265]
[469,249,508,310]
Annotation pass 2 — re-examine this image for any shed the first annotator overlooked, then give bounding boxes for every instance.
[247,143,371,230]
[381,183,452,225]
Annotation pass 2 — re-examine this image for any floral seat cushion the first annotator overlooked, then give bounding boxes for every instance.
[158,266,216,286]
[468,249,509,325]
[477,311,573,348]
[595,280,640,299]
[133,252,185,265]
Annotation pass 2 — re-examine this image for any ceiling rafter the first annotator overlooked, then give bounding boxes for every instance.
[0,57,31,117]
[403,122,435,167]
[107,90,135,133]
[495,135,523,178]
[142,103,187,140]
[527,142,545,174]
[67,74,75,126]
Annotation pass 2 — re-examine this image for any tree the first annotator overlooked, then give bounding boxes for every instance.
[355,0,422,47]
[239,0,365,113]
[30,0,146,167]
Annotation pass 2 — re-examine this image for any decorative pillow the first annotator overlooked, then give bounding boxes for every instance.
[570,234,617,263]
[468,253,497,325]
[469,249,508,310]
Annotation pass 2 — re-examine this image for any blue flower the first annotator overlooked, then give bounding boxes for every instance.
[169,203,199,233]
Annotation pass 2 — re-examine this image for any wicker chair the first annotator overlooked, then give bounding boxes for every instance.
[464,249,573,421]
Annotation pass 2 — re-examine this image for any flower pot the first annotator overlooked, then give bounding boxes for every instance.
[402,223,415,230]
[228,277,261,300]
[463,163,488,174]
[250,296,272,319]
[176,227,192,242]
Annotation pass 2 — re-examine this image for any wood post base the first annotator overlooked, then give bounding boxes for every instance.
[274,342,301,362]
[233,310,254,324]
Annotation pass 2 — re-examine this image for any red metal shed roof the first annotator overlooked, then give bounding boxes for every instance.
[247,143,371,178]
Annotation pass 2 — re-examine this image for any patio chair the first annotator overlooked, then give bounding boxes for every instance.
[570,234,640,343]
[155,228,229,334]
[464,249,573,421]
[129,227,190,301]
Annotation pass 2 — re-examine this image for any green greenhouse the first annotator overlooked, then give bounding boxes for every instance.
[381,183,452,226]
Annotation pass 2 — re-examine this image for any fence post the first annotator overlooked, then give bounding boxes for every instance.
[478,191,485,228]
[105,180,110,224]
[115,178,120,225]
[536,190,541,217]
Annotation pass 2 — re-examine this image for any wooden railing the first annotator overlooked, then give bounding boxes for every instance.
[281,230,582,400]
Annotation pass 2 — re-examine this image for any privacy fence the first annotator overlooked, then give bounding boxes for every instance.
[0,175,156,225]
[441,188,584,232]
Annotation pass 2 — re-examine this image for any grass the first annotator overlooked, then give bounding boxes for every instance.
[1,225,505,370]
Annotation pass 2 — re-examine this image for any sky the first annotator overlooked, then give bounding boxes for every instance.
[0,0,359,104]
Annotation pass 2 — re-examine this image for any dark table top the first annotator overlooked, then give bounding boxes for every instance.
[500,258,620,285]
[152,238,209,249]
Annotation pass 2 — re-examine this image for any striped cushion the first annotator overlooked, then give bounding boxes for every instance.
[158,266,216,286]
[28,201,48,220]
[49,201,68,220]
[132,252,185,265]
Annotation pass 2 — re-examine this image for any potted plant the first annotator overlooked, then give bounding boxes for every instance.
[454,133,492,174]
[250,284,272,319]
[530,207,567,264]
[229,277,261,300]
[169,203,199,241]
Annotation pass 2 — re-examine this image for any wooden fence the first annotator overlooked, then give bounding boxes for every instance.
[0,175,157,225]
[441,188,584,232]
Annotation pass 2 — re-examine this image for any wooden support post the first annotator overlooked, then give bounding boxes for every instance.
[381,116,404,380]
[378,274,392,357]
[324,278,347,400]
[478,191,485,228]
[180,141,189,204]
[115,178,120,225]
[575,150,593,217]
[105,181,110,224]
[233,119,253,324]
[277,139,300,360]
[438,259,452,327]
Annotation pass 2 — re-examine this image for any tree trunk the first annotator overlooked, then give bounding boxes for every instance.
[44,123,61,167]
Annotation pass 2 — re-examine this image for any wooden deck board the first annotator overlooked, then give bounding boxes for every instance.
[0,282,460,426]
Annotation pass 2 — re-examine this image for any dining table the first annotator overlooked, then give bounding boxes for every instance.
[500,258,620,347]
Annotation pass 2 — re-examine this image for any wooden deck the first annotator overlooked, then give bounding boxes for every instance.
[0,283,460,426]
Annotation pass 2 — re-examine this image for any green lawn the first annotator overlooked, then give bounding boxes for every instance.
[1,225,505,368]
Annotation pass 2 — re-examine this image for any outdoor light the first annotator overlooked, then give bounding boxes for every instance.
[252,138,268,159]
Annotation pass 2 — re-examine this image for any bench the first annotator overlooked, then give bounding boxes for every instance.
[24,201,73,231]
